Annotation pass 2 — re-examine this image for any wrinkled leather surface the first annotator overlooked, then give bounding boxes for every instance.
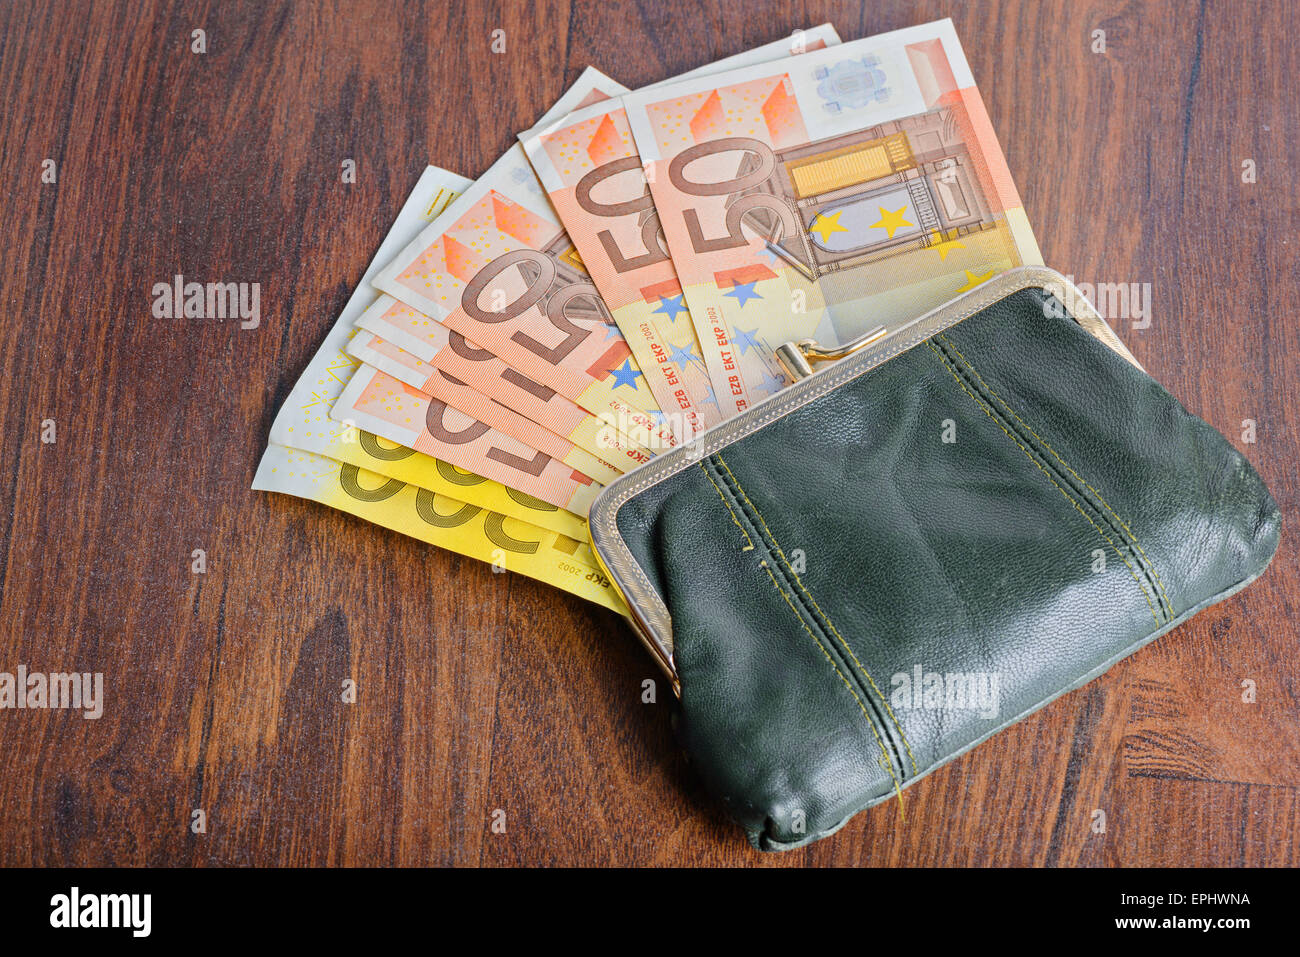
[615,287,1280,850]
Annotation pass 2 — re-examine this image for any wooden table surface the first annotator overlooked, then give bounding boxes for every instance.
[1,0,1296,867]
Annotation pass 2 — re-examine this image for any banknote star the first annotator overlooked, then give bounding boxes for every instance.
[607,359,644,390]
[956,268,995,293]
[667,341,700,367]
[600,320,624,341]
[871,205,913,238]
[699,384,720,408]
[652,294,688,322]
[809,210,850,244]
[928,229,966,262]
[730,326,762,356]
[723,280,764,307]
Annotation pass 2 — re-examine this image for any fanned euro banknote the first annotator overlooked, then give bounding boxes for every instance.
[256,21,1037,616]
[350,294,653,471]
[365,69,680,455]
[343,336,621,485]
[254,164,620,607]
[519,25,841,437]
[333,362,602,516]
[622,18,1043,419]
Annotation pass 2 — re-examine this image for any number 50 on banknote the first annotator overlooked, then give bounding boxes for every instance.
[623,18,1042,420]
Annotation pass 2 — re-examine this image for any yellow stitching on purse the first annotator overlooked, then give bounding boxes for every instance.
[700,462,754,551]
[760,560,904,813]
[706,456,904,805]
[929,341,1162,626]
[716,453,920,775]
[938,334,1174,615]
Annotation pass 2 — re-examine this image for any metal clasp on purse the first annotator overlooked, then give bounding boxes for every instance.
[776,325,889,381]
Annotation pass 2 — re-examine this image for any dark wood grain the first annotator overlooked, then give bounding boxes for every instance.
[0,0,1296,867]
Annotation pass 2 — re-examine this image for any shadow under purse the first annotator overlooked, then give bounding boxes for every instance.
[590,266,1281,851]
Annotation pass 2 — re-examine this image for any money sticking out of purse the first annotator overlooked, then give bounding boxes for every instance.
[589,266,1280,851]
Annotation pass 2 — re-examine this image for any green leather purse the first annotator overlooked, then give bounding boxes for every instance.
[590,266,1280,851]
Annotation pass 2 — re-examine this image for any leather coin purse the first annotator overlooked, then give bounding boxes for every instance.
[590,266,1280,851]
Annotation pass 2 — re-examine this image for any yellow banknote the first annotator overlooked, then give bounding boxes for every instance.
[253,443,626,614]
[332,431,588,542]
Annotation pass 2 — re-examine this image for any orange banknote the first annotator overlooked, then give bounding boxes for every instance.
[261,163,586,542]
[345,331,622,485]
[519,26,840,437]
[623,19,1042,419]
[333,363,600,517]
[370,77,682,453]
[353,295,654,472]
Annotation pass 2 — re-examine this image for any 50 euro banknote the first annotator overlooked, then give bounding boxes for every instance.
[623,18,1043,419]
[260,163,588,542]
[352,294,655,472]
[519,25,841,437]
[253,443,626,613]
[344,331,621,485]
[332,362,602,518]
[369,70,680,454]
